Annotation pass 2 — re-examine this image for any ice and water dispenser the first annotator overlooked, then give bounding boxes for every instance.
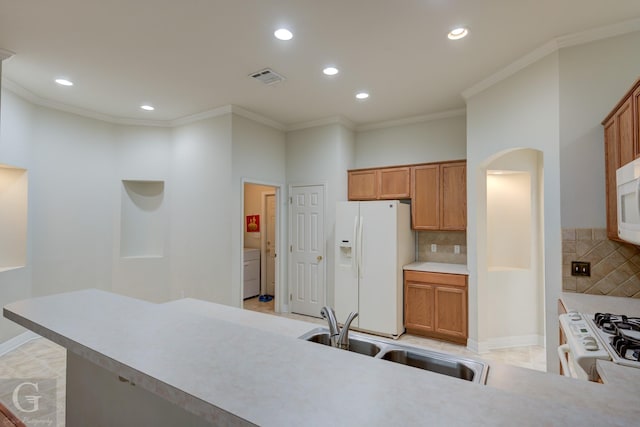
[338,239,353,267]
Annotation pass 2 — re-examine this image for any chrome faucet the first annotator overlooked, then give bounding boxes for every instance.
[320,306,359,350]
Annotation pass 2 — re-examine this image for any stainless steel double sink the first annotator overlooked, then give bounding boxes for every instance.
[299,328,488,384]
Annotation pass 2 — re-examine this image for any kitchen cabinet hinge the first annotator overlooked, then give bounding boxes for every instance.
[289,196,292,204]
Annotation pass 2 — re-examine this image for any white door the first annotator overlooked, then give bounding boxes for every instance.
[290,185,325,317]
[265,194,276,295]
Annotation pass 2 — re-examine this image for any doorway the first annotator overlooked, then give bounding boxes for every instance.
[242,182,279,315]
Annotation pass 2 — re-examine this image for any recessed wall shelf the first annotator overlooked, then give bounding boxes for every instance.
[120,180,166,258]
[0,164,28,271]
[486,171,531,270]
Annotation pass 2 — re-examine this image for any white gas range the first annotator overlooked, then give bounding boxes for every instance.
[558,311,640,381]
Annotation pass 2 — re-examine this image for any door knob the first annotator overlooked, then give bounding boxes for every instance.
[317,255,323,262]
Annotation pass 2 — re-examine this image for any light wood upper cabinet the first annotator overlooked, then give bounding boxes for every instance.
[634,84,640,157]
[378,167,411,199]
[404,270,467,345]
[616,97,635,166]
[602,77,640,241]
[348,169,378,200]
[348,166,410,200]
[411,161,466,230]
[604,117,618,240]
[440,162,466,230]
[411,165,439,229]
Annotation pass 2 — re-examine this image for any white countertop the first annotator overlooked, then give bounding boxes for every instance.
[403,261,469,275]
[560,292,640,315]
[4,290,639,426]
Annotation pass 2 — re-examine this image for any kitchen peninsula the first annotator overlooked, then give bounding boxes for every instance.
[3,290,639,426]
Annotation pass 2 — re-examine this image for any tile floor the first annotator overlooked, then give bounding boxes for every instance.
[0,298,546,426]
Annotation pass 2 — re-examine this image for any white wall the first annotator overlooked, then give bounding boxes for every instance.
[355,115,466,168]
[466,53,561,370]
[286,123,355,308]
[0,90,33,341]
[559,31,640,228]
[170,115,233,303]
[112,125,172,303]
[231,114,286,306]
[29,105,117,297]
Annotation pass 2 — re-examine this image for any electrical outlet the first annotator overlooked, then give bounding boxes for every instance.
[431,244,437,252]
[571,261,591,277]
[454,245,460,254]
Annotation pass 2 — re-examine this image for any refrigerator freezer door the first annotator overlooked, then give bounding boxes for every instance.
[334,201,360,327]
[358,201,401,335]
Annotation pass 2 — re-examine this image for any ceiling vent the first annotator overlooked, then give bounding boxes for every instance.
[249,68,286,85]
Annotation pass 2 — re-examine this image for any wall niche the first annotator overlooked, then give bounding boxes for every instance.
[120,180,165,258]
[0,164,27,271]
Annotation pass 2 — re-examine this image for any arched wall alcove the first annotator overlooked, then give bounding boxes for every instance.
[478,148,546,353]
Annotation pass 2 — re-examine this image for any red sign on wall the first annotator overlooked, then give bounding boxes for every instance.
[246,214,260,232]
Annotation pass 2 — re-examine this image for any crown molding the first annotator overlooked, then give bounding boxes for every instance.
[229,106,286,131]
[0,49,15,61]
[169,105,233,127]
[462,18,640,100]
[2,78,171,127]
[556,17,640,49]
[461,40,559,100]
[286,115,356,132]
[356,108,466,132]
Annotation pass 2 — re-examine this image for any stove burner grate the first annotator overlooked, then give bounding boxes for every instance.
[594,313,640,362]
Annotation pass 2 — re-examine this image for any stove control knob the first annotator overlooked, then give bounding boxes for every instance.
[583,337,599,351]
[569,312,582,321]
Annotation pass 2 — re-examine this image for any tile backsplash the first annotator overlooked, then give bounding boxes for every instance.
[417,231,467,264]
[562,228,640,298]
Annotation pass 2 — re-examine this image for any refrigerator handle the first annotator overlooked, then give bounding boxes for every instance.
[352,215,358,277]
[358,215,364,279]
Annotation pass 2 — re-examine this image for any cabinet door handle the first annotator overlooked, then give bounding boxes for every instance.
[317,255,323,262]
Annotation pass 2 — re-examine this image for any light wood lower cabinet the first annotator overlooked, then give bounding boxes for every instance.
[404,270,468,345]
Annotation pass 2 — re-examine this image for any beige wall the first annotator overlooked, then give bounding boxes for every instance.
[559,31,640,228]
[466,52,560,367]
[355,115,466,168]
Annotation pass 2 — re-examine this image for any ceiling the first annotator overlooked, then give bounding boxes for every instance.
[1,0,639,128]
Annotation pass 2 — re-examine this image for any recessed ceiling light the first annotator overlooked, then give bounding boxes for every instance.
[274,28,293,41]
[140,105,155,111]
[323,67,339,76]
[448,27,468,40]
[355,92,369,100]
[55,78,74,86]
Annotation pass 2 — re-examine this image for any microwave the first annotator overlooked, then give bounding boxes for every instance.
[617,158,640,244]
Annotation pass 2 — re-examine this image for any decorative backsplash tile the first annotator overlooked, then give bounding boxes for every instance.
[417,231,467,264]
[562,228,640,298]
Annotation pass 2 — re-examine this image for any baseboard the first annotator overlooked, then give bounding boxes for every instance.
[0,331,40,356]
[487,334,544,350]
[466,339,489,354]
[468,335,544,353]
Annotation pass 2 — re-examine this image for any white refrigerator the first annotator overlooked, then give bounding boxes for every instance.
[334,200,414,338]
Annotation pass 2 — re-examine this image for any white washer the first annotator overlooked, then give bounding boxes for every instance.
[243,248,260,299]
